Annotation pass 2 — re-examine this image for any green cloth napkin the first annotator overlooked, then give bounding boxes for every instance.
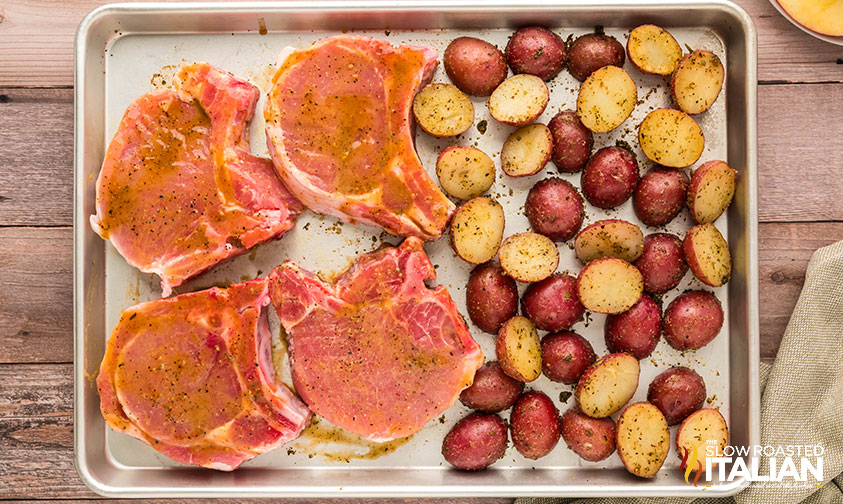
[516,240,843,504]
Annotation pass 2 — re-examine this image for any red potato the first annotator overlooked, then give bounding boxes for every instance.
[460,361,525,413]
[436,145,496,200]
[639,109,705,168]
[496,316,542,382]
[444,37,508,97]
[541,331,596,384]
[676,409,729,473]
[510,391,562,459]
[627,25,683,76]
[499,232,560,283]
[604,294,661,360]
[525,178,585,242]
[647,366,706,425]
[412,83,475,137]
[501,124,553,177]
[561,409,616,462]
[567,33,626,82]
[634,233,688,295]
[633,167,689,227]
[505,26,568,81]
[449,197,505,265]
[548,110,593,173]
[684,223,731,287]
[616,402,670,478]
[466,262,519,334]
[575,353,640,418]
[522,274,585,332]
[577,257,644,314]
[577,65,637,133]
[671,50,725,115]
[581,146,639,209]
[574,219,644,264]
[687,160,737,224]
[663,290,724,351]
[442,412,508,470]
[488,74,549,127]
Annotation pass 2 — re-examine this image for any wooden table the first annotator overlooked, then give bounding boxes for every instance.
[1,0,841,501]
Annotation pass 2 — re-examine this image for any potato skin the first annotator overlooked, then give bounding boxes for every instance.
[647,366,706,425]
[505,26,567,81]
[560,409,616,462]
[567,33,626,82]
[548,111,594,173]
[663,290,724,350]
[634,233,688,295]
[526,178,584,242]
[510,391,562,459]
[604,294,661,360]
[581,146,639,209]
[460,361,525,413]
[633,168,689,227]
[541,331,596,384]
[442,412,509,470]
[466,262,519,334]
[444,37,508,97]
[522,274,585,331]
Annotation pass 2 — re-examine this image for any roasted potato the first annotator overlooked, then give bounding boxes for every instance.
[412,83,474,137]
[567,33,626,82]
[576,353,640,418]
[604,294,662,360]
[501,124,553,177]
[580,146,639,208]
[496,316,542,382]
[687,160,737,224]
[577,258,644,314]
[460,361,525,413]
[638,108,704,168]
[541,331,595,384]
[522,274,585,332]
[626,25,682,75]
[449,197,505,265]
[616,402,670,478]
[634,232,688,295]
[548,110,593,173]
[647,366,706,425]
[505,26,568,81]
[444,37,508,97]
[676,409,729,473]
[672,50,725,115]
[436,145,496,200]
[510,391,562,460]
[499,232,560,283]
[684,223,731,287]
[466,262,519,334]
[442,412,508,470]
[488,74,549,127]
[561,408,616,462]
[663,290,724,351]
[574,219,644,264]
[633,167,689,227]
[577,65,637,133]
[525,178,585,242]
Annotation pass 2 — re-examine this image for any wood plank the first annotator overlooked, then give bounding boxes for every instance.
[0,0,842,87]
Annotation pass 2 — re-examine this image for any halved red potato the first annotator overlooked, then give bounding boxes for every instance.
[499,232,560,283]
[688,160,737,224]
[574,219,644,263]
[638,109,705,168]
[501,124,553,177]
[444,37,508,97]
[489,74,549,127]
[575,353,640,418]
[671,50,725,115]
[684,223,731,287]
[450,197,505,265]
[496,316,542,382]
[676,409,729,474]
[577,65,637,133]
[576,258,643,314]
[616,402,670,478]
[412,83,475,137]
[436,146,496,200]
[627,25,683,76]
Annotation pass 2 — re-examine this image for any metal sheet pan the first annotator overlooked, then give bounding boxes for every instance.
[74,0,759,497]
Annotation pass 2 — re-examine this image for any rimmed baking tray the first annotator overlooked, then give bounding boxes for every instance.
[74,0,759,497]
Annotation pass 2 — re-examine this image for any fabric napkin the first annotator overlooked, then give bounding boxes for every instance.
[516,240,843,504]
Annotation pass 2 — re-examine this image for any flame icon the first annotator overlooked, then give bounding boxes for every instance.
[680,444,703,486]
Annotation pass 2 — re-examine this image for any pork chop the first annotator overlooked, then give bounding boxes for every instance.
[91,63,302,297]
[269,238,483,441]
[264,36,455,240]
[97,277,311,471]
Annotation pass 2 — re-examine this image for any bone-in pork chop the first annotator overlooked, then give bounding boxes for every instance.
[97,277,311,471]
[264,36,455,240]
[269,238,483,441]
[91,63,302,297]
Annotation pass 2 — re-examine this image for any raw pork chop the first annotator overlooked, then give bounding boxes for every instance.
[91,63,302,297]
[269,238,483,441]
[97,277,310,471]
[264,36,455,240]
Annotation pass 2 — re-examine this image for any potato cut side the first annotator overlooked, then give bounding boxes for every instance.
[412,83,475,137]
[684,223,731,287]
[496,316,542,382]
[688,160,737,224]
[499,232,559,283]
[575,219,644,263]
[617,402,670,478]
[575,353,640,418]
[676,409,729,472]
[576,258,643,314]
[638,109,704,168]
[488,74,550,127]
[450,197,505,264]
[436,146,496,200]
[777,0,843,36]
[671,50,725,115]
[577,66,637,133]
[501,124,553,177]
[627,25,683,75]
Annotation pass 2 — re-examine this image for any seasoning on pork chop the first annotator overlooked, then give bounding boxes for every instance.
[97,277,310,471]
[269,238,484,441]
[91,63,302,297]
[264,36,455,240]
